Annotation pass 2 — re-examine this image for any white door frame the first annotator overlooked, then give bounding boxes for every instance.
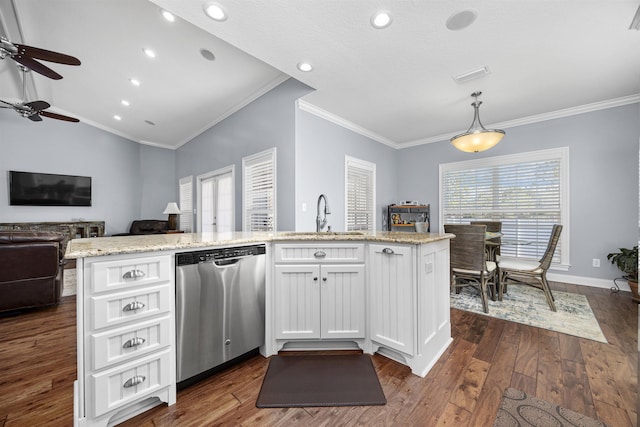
[196,165,235,232]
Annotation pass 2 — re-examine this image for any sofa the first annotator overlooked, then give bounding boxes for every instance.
[113,219,169,236]
[0,231,67,313]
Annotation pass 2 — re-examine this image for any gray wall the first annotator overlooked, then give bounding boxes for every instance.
[139,144,176,219]
[0,108,170,235]
[396,103,640,284]
[295,109,398,231]
[175,78,313,231]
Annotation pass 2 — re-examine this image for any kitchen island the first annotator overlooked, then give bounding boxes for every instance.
[66,231,453,427]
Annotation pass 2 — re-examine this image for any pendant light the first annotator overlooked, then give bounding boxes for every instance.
[450,91,505,153]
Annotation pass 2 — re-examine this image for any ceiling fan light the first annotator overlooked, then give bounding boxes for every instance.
[450,91,505,153]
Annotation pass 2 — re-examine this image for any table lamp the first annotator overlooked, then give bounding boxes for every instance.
[163,202,181,231]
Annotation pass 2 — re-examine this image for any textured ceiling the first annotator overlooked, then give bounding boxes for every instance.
[1,0,639,149]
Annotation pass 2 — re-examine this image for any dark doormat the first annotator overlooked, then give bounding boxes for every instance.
[493,388,608,427]
[256,354,386,408]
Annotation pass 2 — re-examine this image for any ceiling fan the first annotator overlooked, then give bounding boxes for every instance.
[0,66,79,122]
[0,36,81,80]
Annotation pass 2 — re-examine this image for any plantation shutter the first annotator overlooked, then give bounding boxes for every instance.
[178,176,193,232]
[345,156,376,231]
[441,148,568,265]
[243,148,276,231]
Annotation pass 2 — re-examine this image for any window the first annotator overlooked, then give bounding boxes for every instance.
[345,156,376,231]
[440,147,569,267]
[178,176,193,232]
[243,148,276,231]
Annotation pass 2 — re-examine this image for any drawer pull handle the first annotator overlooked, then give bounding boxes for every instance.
[382,248,395,255]
[123,269,146,279]
[123,337,146,349]
[122,301,145,312]
[314,250,326,258]
[123,375,146,388]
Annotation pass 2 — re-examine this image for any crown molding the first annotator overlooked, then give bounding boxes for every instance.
[300,94,640,150]
[297,99,400,149]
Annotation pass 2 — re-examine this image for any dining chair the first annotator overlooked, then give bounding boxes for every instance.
[497,224,563,312]
[445,224,497,313]
[471,220,502,259]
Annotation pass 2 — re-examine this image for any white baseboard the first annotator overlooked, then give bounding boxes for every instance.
[547,272,629,292]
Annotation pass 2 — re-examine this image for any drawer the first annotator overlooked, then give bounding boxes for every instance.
[274,243,364,264]
[90,284,171,330]
[91,315,171,370]
[91,348,171,417]
[89,254,172,293]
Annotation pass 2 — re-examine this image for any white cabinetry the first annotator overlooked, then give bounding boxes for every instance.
[272,243,365,350]
[75,253,176,427]
[367,240,452,377]
[368,244,415,355]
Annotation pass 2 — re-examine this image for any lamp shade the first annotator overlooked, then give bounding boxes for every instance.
[163,202,181,214]
[450,91,505,153]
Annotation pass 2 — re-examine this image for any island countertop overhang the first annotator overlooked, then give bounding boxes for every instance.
[64,231,454,259]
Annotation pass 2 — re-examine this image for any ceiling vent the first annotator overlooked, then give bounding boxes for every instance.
[453,66,491,84]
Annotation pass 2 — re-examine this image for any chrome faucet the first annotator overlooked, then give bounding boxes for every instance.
[316,194,331,232]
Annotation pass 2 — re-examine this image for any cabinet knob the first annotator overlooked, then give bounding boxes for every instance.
[314,250,326,258]
[322,277,327,282]
[122,300,145,312]
[123,375,146,388]
[123,269,146,279]
[382,248,395,255]
[122,337,146,349]
[313,277,319,281]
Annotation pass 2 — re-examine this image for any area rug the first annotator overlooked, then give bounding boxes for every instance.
[256,354,386,408]
[493,387,608,426]
[450,284,607,343]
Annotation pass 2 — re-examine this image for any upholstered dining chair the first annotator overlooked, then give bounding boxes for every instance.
[445,224,497,313]
[497,224,563,312]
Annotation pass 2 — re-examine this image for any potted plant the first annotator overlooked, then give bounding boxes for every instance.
[607,245,639,303]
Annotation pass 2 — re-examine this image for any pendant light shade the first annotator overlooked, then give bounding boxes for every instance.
[450,92,505,153]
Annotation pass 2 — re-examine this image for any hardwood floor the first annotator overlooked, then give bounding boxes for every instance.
[0,282,636,426]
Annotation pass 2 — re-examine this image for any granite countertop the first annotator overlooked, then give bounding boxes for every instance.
[65,231,454,259]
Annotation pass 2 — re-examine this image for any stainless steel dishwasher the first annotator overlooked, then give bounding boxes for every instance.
[175,244,266,384]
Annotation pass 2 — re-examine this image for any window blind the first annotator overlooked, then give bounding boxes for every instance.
[243,148,276,231]
[441,148,568,265]
[179,176,193,232]
[345,156,376,231]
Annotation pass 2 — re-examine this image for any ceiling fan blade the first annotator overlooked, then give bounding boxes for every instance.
[39,110,79,123]
[15,43,81,66]
[11,55,63,80]
[27,113,43,122]
[24,100,51,110]
[0,99,14,107]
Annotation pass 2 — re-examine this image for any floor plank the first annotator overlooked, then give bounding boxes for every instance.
[0,283,636,426]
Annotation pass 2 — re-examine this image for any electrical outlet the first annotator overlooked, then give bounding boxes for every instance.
[592,258,600,268]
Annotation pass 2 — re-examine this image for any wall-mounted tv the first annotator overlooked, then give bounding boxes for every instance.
[9,170,92,207]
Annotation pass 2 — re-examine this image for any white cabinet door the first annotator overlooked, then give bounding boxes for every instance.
[368,244,415,355]
[274,265,321,339]
[320,265,365,339]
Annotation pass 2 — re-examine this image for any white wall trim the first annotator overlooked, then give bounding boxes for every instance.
[299,95,640,150]
[548,272,629,291]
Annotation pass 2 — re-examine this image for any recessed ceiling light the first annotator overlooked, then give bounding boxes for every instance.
[161,9,175,22]
[200,48,216,61]
[446,9,478,31]
[113,115,122,121]
[121,100,130,107]
[297,62,313,72]
[129,78,141,86]
[371,11,392,29]
[143,48,156,58]
[203,3,227,21]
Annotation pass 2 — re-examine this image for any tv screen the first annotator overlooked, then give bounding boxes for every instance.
[9,171,92,206]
